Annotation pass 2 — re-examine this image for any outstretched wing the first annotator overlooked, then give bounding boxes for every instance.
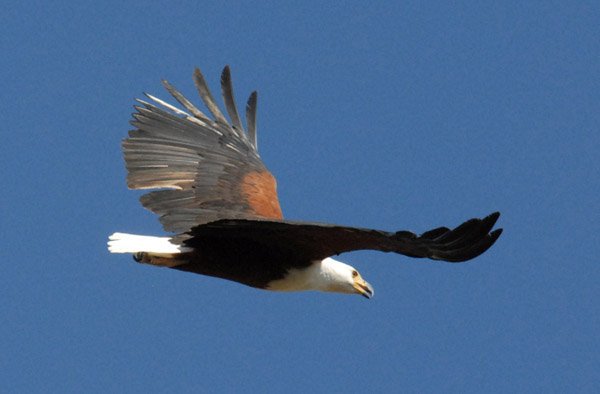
[122,66,283,233]
[182,212,502,263]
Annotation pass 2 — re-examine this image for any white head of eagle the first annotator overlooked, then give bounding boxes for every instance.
[267,258,374,299]
[108,66,502,298]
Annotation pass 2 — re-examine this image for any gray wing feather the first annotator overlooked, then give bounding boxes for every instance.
[160,79,212,123]
[193,67,230,127]
[246,91,258,149]
[220,66,245,134]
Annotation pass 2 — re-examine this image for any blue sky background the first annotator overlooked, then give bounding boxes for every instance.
[2,1,598,393]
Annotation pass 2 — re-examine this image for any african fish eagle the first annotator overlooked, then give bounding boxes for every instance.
[108,66,502,298]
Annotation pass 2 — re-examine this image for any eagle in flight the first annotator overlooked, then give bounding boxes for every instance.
[108,66,502,298]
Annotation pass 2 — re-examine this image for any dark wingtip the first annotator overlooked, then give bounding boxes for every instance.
[487,211,501,222]
[479,211,501,235]
[422,211,503,262]
[486,213,502,243]
[490,228,503,241]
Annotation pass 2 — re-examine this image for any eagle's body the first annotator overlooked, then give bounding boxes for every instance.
[108,66,502,298]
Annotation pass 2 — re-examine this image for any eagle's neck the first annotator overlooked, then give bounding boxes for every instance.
[266,257,350,293]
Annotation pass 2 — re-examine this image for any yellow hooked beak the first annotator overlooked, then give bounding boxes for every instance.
[353,274,374,299]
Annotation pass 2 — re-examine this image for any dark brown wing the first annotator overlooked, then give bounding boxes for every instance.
[181,212,502,263]
[122,66,283,233]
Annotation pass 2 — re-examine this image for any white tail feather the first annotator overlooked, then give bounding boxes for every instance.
[108,232,192,255]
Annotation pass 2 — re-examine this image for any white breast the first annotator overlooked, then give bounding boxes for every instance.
[265,257,351,293]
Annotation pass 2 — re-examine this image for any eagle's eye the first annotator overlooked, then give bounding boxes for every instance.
[352,270,358,278]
